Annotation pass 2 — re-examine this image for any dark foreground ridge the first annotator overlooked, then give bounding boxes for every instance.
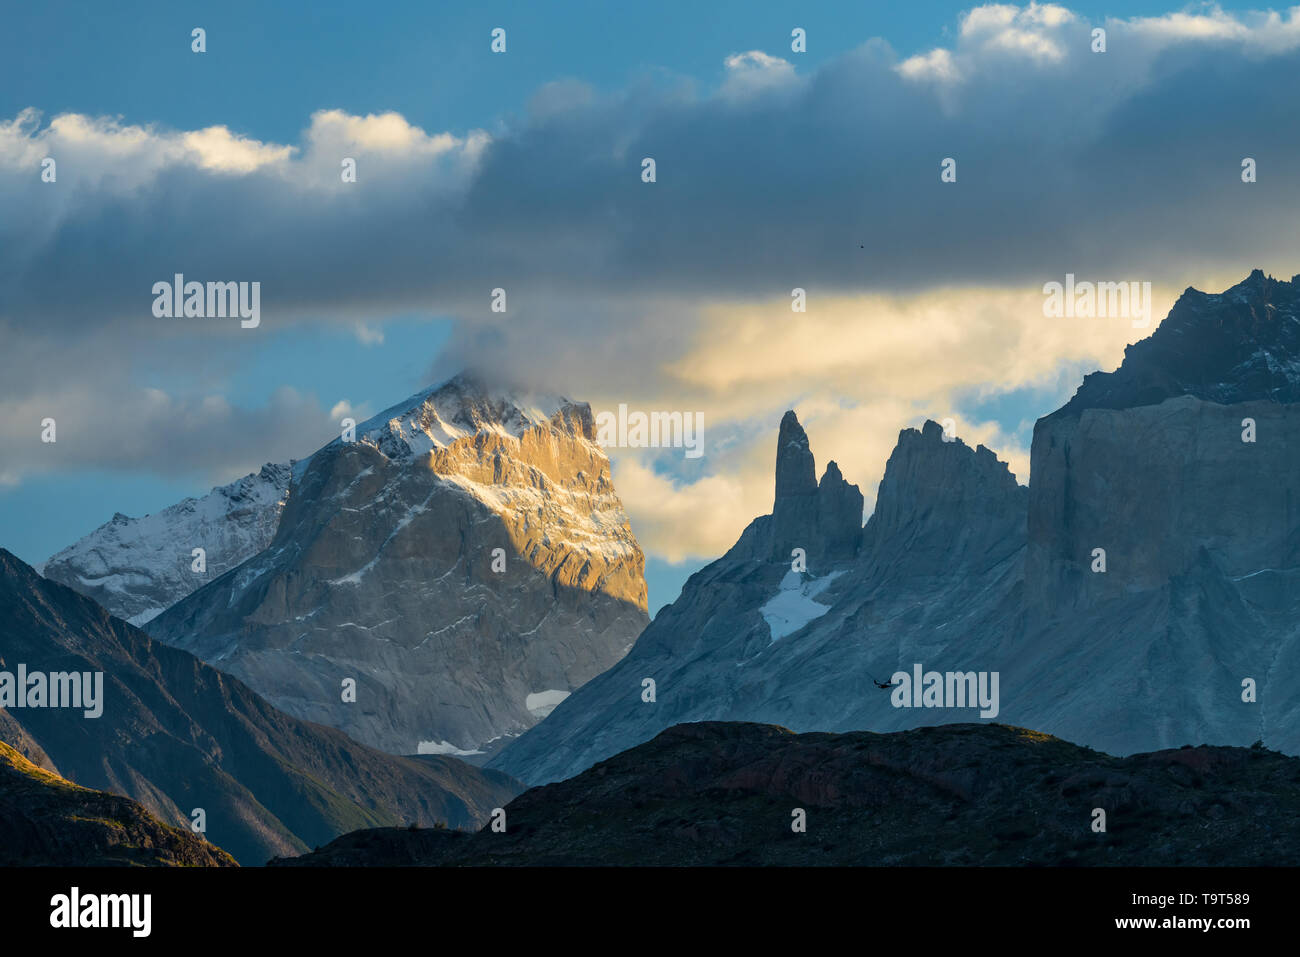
[0,741,236,867]
[272,720,1300,866]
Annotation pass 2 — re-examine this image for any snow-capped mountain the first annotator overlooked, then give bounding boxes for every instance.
[493,270,1300,785]
[146,372,649,757]
[41,463,292,626]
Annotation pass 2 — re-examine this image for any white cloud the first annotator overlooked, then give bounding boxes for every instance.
[897,48,961,83]
[720,50,800,100]
[0,110,292,180]
[611,457,757,562]
[1119,6,1300,51]
[959,2,1075,62]
[181,126,294,173]
[0,107,487,191]
[329,399,359,421]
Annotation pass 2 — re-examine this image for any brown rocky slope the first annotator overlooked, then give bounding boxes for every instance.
[0,741,236,867]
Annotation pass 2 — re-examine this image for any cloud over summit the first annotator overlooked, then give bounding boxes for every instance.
[6,3,1300,562]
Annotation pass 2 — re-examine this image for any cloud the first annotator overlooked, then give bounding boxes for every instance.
[0,319,367,488]
[610,457,756,563]
[719,50,801,100]
[959,2,1076,62]
[6,5,1300,335]
[181,126,294,173]
[7,3,1300,333]
[2,378,341,483]
[573,284,1161,560]
[0,109,292,180]
[1121,5,1300,50]
[897,48,961,83]
[7,3,1300,564]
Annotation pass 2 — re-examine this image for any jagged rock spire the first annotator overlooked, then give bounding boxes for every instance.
[774,410,818,506]
[753,411,863,564]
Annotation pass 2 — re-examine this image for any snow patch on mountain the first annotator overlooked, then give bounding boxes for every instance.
[42,463,292,624]
[762,570,843,641]
[526,689,570,719]
[343,374,578,465]
[417,739,486,757]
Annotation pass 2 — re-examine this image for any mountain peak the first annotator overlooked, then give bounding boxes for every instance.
[733,411,862,564]
[864,421,1025,571]
[147,365,648,757]
[774,410,817,505]
[884,421,1020,488]
[347,371,587,465]
[919,419,946,442]
[1053,270,1300,417]
[1229,267,1269,291]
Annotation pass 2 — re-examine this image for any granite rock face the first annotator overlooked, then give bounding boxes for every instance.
[1028,398,1300,599]
[1018,271,1300,756]
[735,411,864,564]
[864,419,1026,585]
[492,411,1027,785]
[494,271,1300,784]
[147,373,649,757]
[42,463,292,626]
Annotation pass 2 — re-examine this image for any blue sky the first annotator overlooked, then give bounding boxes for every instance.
[3,1,1300,613]
[4,1,1177,143]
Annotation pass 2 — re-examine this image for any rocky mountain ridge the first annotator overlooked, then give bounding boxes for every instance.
[42,463,292,626]
[493,270,1300,784]
[491,413,1026,784]
[0,548,521,865]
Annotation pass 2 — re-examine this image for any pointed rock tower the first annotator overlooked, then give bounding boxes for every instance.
[736,410,864,566]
